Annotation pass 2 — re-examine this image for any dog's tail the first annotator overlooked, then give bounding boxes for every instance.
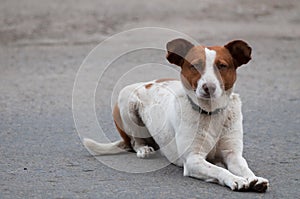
[83,138,132,155]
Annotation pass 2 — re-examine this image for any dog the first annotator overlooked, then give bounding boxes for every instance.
[83,38,269,192]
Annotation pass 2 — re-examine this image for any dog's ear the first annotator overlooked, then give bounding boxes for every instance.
[166,38,194,67]
[225,40,252,67]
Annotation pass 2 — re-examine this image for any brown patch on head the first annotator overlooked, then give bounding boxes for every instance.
[166,38,205,90]
[145,83,153,89]
[113,103,131,146]
[208,46,237,90]
[180,46,206,90]
[208,40,252,90]
[225,40,252,67]
[166,38,194,67]
[166,38,252,91]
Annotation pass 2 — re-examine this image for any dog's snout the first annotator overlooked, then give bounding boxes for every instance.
[202,83,216,95]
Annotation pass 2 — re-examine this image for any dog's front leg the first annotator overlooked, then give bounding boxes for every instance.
[222,150,269,192]
[183,154,249,191]
[220,113,269,192]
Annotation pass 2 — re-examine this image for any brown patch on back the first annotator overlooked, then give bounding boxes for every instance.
[208,46,237,90]
[113,103,131,146]
[145,83,153,89]
[155,78,177,83]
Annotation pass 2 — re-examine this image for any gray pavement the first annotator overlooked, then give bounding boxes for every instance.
[1,0,300,198]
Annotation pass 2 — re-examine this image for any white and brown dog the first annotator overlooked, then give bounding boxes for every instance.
[84,39,269,192]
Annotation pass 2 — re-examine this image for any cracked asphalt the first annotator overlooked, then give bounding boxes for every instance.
[0,0,299,198]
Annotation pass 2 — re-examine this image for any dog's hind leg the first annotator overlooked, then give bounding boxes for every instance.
[114,101,156,158]
[130,137,155,158]
[120,100,157,159]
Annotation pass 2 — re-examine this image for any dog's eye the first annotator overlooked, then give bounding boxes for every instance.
[217,63,228,70]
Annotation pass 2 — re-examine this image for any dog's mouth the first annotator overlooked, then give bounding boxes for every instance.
[196,92,217,100]
[200,93,213,99]
[194,87,221,100]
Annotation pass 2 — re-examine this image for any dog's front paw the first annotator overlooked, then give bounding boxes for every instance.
[247,176,269,192]
[225,176,249,191]
[136,146,155,158]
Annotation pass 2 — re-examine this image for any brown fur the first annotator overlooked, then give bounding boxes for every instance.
[208,46,237,90]
[166,39,251,91]
[180,46,205,90]
[113,103,159,151]
[155,78,177,83]
[224,40,252,67]
[113,103,131,147]
[145,83,153,89]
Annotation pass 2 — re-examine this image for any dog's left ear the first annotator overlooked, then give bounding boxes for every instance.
[166,38,194,67]
[225,40,252,67]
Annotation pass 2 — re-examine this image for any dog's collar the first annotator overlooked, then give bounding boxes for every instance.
[187,95,226,115]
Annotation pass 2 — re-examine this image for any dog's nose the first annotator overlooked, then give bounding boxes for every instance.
[202,83,216,95]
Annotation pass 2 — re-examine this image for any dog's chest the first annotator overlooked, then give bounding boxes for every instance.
[136,81,238,155]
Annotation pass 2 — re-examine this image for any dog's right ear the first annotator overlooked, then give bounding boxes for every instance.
[166,38,194,67]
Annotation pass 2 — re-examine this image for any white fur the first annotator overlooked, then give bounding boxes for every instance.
[83,138,130,155]
[84,51,269,192]
[196,48,222,99]
[97,79,268,191]
[136,146,155,158]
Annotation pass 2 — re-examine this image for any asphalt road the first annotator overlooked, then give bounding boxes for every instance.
[1,0,300,198]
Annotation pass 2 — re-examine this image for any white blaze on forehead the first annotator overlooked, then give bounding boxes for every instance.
[196,48,223,98]
[205,48,216,70]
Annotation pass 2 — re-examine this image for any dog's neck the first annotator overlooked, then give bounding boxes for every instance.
[183,86,232,113]
[186,95,227,115]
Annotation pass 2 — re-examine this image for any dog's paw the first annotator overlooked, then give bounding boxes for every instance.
[225,176,249,191]
[136,146,155,158]
[247,176,269,192]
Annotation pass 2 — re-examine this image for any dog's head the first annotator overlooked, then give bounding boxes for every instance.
[166,38,251,111]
